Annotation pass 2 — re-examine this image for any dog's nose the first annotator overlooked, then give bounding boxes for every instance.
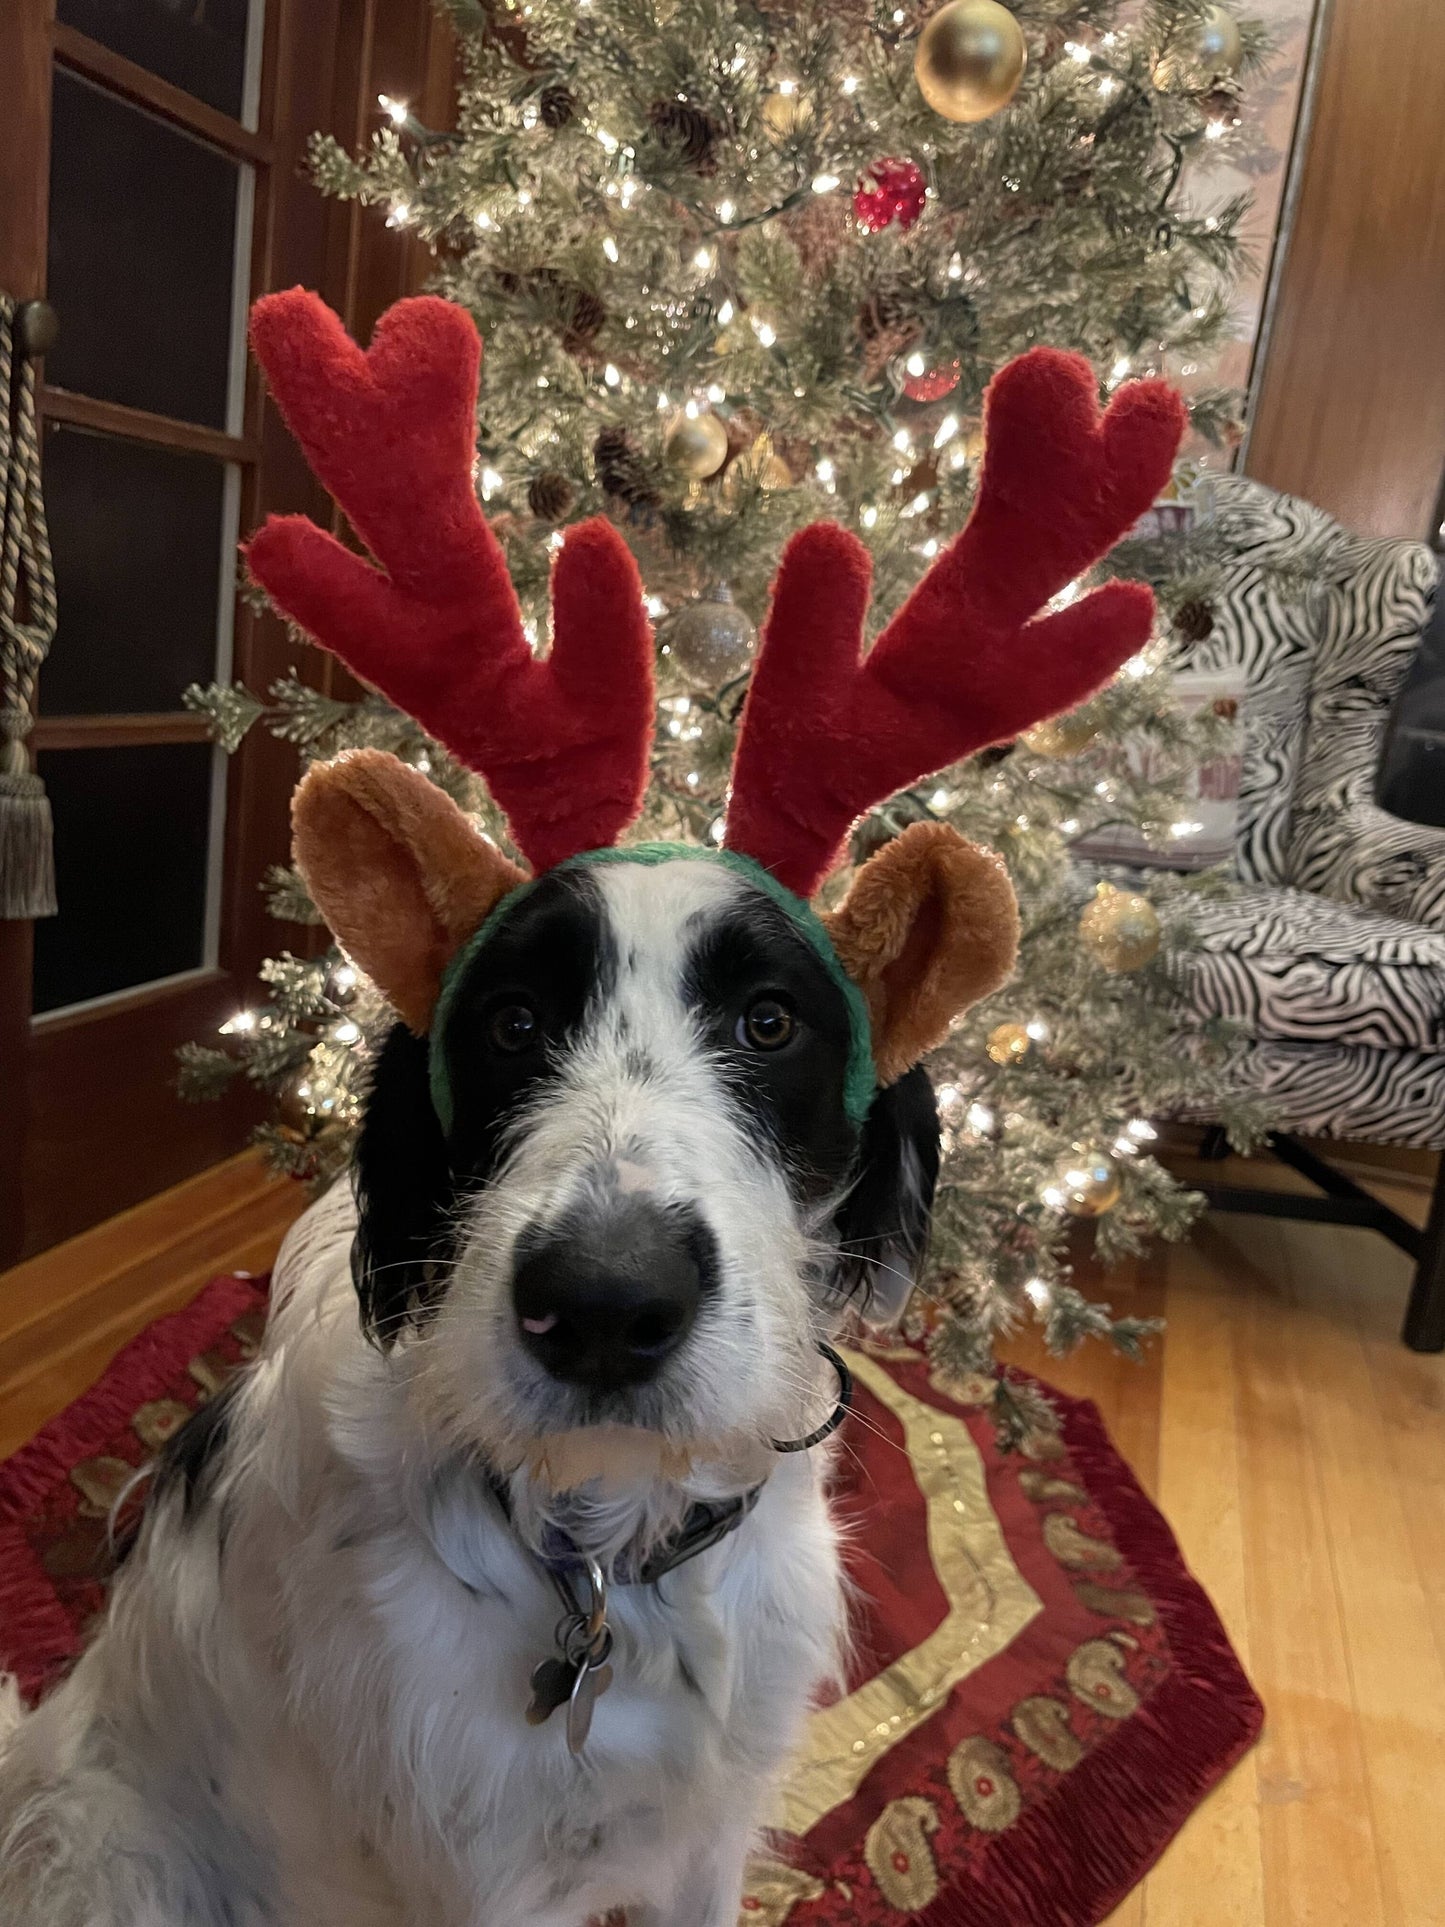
[511,1201,711,1392]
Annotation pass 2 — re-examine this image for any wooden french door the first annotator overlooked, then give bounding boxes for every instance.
[0,0,454,1263]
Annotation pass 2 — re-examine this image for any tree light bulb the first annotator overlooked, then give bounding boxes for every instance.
[716,299,735,327]
[861,505,879,528]
[1098,75,1118,97]
[1064,41,1090,63]
[777,78,797,96]
[386,201,412,228]
[905,351,927,377]
[479,466,504,498]
[596,128,619,153]
[1205,118,1226,140]
[645,594,666,616]
[1110,355,1132,382]
[966,1103,995,1135]
[706,382,726,404]
[378,94,409,124]
[474,210,494,230]
[816,457,835,484]
[684,397,700,417]
[930,787,950,810]
[1127,1118,1158,1141]
[934,413,959,448]
[812,173,841,194]
[718,199,736,222]
[603,236,619,262]
[753,319,777,347]
[220,1010,256,1036]
[892,427,912,453]
[604,364,621,387]
[949,445,968,471]
[1041,1184,1066,1210]
[1026,1019,1049,1041]
[920,538,939,557]
[694,246,714,271]
[332,1019,361,1046]
[1024,1276,1052,1307]
[842,75,859,95]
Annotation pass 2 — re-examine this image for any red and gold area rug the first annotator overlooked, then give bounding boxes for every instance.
[0,1278,1261,1926]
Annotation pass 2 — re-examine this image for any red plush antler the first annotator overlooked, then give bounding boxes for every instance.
[246,289,654,874]
[726,349,1187,896]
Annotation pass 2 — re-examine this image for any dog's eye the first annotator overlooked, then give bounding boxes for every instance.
[737,997,796,1052]
[488,1002,540,1053]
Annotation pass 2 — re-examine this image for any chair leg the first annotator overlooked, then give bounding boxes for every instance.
[1402,1155,1445,1353]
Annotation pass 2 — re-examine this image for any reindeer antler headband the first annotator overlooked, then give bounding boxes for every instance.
[247,289,1184,1128]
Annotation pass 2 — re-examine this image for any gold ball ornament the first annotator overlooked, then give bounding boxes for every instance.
[761,87,815,138]
[657,583,757,679]
[986,1022,1032,1065]
[1155,5,1243,88]
[1055,1146,1122,1218]
[1021,710,1099,758]
[1193,5,1243,76]
[1078,883,1162,973]
[663,410,730,481]
[914,0,1028,125]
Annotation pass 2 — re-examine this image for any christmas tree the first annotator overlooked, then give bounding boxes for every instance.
[184,0,1272,1413]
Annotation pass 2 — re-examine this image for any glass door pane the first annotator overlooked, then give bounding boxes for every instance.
[42,429,238,714]
[32,743,219,1013]
[46,71,252,429]
[56,0,264,126]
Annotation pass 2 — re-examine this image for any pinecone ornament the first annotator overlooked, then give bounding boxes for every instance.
[539,82,577,128]
[857,284,919,340]
[1173,598,1216,643]
[527,470,575,521]
[593,426,661,509]
[648,98,724,175]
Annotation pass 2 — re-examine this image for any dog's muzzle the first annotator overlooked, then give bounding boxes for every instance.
[511,1198,717,1394]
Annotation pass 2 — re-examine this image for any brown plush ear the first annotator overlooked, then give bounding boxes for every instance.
[821,821,1020,1085]
[291,749,527,1033]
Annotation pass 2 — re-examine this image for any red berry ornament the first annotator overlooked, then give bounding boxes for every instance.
[854,157,928,234]
[902,358,961,402]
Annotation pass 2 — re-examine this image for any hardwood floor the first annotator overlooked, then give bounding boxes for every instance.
[2,1148,1442,1924]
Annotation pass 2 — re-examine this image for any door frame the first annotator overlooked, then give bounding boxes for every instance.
[0,0,455,1263]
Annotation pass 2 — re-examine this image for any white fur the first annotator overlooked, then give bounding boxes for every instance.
[0,862,852,1926]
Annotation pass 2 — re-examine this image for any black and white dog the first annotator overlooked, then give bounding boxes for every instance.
[0,853,940,1927]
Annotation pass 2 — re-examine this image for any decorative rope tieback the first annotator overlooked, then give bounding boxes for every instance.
[0,292,59,920]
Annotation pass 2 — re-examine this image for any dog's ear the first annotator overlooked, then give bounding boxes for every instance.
[352,1022,457,1344]
[293,749,527,1033]
[822,821,1019,1085]
[834,1064,941,1324]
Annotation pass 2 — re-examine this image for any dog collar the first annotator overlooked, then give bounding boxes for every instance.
[498,1341,852,1754]
[427,843,877,1140]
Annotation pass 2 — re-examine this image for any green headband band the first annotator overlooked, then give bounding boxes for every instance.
[428,842,876,1139]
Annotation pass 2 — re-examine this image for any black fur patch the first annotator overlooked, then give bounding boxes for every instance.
[834,1065,941,1316]
[351,870,613,1344]
[147,1375,242,1522]
[681,894,859,1201]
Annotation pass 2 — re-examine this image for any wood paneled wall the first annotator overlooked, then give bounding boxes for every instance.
[1246,0,1445,539]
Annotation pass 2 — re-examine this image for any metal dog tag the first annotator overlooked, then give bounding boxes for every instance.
[526,1656,577,1726]
[565,1654,613,1755]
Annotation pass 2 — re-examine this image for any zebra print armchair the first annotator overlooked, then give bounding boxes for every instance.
[1169,477,1445,1348]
